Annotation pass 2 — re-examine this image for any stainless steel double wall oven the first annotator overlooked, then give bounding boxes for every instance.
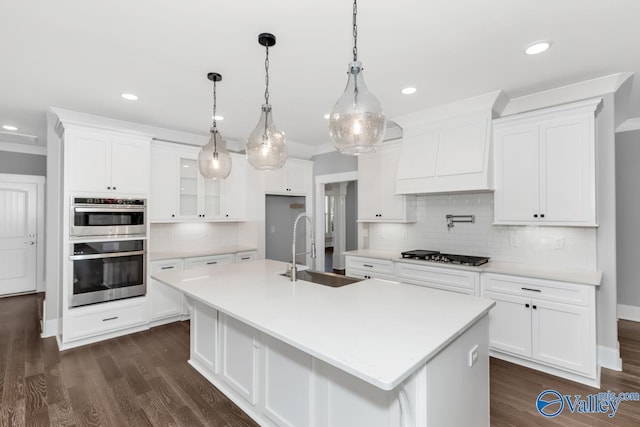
[69,197,147,307]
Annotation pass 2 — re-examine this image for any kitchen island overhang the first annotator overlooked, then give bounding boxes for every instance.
[152,259,495,426]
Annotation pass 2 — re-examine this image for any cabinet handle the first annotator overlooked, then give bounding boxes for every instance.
[532,305,537,310]
[102,316,119,322]
[521,287,541,293]
[363,264,373,268]
[107,186,111,190]
[161,266,174,270]
[525,303,530,308]
[540,214,545,218]
[171,214,175,218]
[113,187,117,190]
[206,261,218,265]
[533,214,538,218]
[225,214,229,217]
[240,257,250,260]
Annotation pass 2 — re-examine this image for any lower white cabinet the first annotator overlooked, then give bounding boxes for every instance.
[481,273,597,384]
[345,256,395,280]
[396,262,480,296]
[149,259,186,325]
[235,250,258,263]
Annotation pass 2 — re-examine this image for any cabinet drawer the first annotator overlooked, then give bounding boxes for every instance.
[151,259,183,273]
[481,273,591,307]
[235,251,257,263]
[65,299,147,341]
[185,254,234,269]
[346,269,395,281]
[345,256,393,275]
[396,262,479,295]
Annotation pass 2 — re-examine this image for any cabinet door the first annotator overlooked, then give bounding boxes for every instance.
[150,260,183,321]
[494,125,539,222]
[483,291,531,357]
[110,135,150,195]
[285,161,311,195]
[220,314,259,404]
[220,154,247,220]
[539,116,594,223]
[532,300,593,375]
[377,144,405,220]
[201,178,221,218]
[184,254,234,269]
[179,157,199,218]
[66,130,111,193]
[263,168,287,193]
[150,145,180,221]
[357,152,380,220]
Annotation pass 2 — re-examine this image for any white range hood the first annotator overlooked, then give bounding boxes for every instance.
[392,90,507,194]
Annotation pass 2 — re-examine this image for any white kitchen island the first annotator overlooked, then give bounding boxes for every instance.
[152,259,495,427]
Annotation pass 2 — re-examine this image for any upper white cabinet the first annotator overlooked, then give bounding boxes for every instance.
[493,98,601,226]
[65,127,151,196]
[150,141,247,222]
[358,143,415,222]
[263,159,312,195]
[393,91,503,194]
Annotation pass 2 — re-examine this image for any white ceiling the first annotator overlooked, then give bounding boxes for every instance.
[1,0,639,149]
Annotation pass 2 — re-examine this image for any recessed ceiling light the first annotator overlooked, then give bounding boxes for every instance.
[212,115,224,121]
[121,93,138,101]
[323,113,330,119]
[525,41,552,55]
[2,125,18,131]
[401,87,417,95]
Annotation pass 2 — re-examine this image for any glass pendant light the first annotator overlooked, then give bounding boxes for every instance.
[198,72,232,179]
[329,0,386,155]
[246,33,287,170]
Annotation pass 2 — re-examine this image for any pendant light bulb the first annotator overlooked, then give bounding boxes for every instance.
[246,33,287,170]
[329,0,386,155]
[198,72,232,180]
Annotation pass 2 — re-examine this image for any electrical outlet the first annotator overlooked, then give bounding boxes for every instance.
[469,345,479,367]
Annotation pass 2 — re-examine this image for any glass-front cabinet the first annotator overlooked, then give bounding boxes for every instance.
[150,141,244,222]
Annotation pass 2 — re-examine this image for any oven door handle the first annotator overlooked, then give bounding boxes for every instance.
[70,250,146,260]
[73,207,145,213]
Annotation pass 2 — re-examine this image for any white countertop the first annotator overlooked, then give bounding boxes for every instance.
[149,246,257,262]
[152,259,495,391]
[344,250,601,286]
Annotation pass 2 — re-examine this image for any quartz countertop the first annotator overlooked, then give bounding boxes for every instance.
[344,250,601,286]
[152,259,495,390]
[149,246,257,262]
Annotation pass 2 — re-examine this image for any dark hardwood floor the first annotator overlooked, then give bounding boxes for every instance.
[2,292,640,426]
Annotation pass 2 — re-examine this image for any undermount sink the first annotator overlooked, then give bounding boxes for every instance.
[280,270,363,287]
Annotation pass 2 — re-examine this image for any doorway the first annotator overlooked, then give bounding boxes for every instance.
[315,171,358,273]
[0,174,44,296]
[265,195,306,264]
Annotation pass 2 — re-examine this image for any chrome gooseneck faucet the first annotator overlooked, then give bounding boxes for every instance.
[291,213,316,282]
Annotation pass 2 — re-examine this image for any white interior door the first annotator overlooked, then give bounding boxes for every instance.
[0,181,37,295]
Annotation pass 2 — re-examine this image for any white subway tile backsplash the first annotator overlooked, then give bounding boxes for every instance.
[368,193,597,270]
[150,222,239,252]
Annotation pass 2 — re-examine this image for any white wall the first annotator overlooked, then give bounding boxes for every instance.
[368,192,597,269]
[616,129,640,308]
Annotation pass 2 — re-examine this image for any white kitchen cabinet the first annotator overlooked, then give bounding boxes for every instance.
[150,141,247,222]
[220,313,260,404]
[396,262,480,296]
[345,256,395,280]
[184,253,234,269]
[358,143,415,222]
[149,258,185,325]
[493,98,600,226]
[65,127,151,196]
[263,159,312,195]
[481,273,597,383]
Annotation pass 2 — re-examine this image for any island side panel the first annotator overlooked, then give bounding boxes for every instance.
[425,315,489,427]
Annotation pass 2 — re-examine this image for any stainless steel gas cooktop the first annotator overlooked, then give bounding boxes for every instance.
[400,250,490,266]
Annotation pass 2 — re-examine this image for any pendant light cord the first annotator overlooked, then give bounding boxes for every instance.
[263,44,270,141]
[352,0,358,62]
[211,79,218,154]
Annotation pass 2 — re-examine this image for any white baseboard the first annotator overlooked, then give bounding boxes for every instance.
[618,304,640,322]
[598,345,622,371]
[41,318,59,338]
